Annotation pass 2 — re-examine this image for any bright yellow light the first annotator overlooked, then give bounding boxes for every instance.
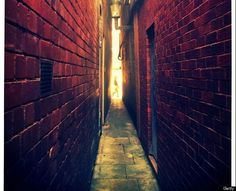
[111,19,122,99]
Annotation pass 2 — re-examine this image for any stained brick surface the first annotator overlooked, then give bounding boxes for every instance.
[5,0,103,190]
[123,0,231,190]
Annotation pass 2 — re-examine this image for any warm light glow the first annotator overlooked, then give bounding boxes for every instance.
[111,18,122,99]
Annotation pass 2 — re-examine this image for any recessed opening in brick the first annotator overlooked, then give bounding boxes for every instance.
[40,60,53,96]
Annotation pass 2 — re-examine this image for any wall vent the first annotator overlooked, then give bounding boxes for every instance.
[40,60,53,96]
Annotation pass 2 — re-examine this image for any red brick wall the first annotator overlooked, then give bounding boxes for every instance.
[134,0,231,190]
[5,0,101,190]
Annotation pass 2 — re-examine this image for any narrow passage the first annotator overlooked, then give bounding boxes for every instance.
[90,100,160,191]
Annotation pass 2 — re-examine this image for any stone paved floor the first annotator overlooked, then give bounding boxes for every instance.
[90,99,160,191]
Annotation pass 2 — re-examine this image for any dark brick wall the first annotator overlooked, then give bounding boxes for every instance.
[123,31,137,127]
[124,0,231,190]
[5,0,103,190]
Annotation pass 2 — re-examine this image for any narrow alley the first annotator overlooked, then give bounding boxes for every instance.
[90,100,159,191]
[4,0,233,191]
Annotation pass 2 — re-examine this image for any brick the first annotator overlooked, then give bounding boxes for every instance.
[194,0,203,7]
[40,96,56,117]
[21,123,40,154]
[12,106,25,135]
[17,3,28,28]
[203,9,216,24]
[40,114,52,138]
[220,109,231,124]
[181,40,196,51]
[201,91,213,103]
[15,28,26,52]
[181,60,196,69]
[201,42,225,56]
[24,103,35,127]
[24,33,39,56]
[206,80,218,92]
[39,40,52,58]
[213,94,227,107]
[196,36,205,46]
[224,40,231,53]
[5,23,17,50]
[206,32,217,44]
[26,57,40,78]
[217,26,231,41]
[15,55,26,79]
[5,136,21,169]
[4,111,14,141]
[187,21,195,31]
[27,11,38,33]
[210,17,224,30]
[205,56,217,67]
[21,80,40,104]
[6,0,18,23]
[21,0,41,14]
[5,82,22,110]
[219,80,230,93]
[65,64,72,76]
[43,22,52,40]
[223,12,231,26]
[37,18,44,37]
[214,1,231,18]
[34,101,42,121]
[211,68,226,80]
[5,52,15,80]
[51,109,61,127]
